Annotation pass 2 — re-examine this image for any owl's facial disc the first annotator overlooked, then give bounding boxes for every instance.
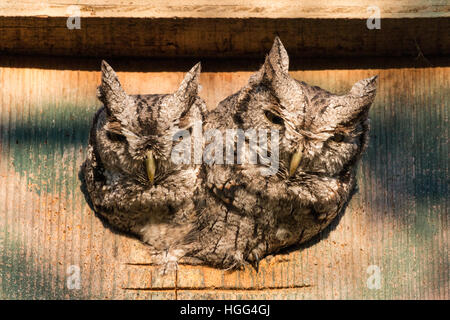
[145,150,156,184]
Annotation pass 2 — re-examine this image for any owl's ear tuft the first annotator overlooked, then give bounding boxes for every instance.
[97,60,127,115]
[248,37,290,86]
[349,75,378,98]
[174,62,201,109]
[260,37,290,86]
[332,76,378,124]
[347,75,378,115]
[267,36,289,74]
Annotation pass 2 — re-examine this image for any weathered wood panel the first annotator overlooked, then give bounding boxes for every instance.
[0,56,448,299]
[1,1,449,58]
[1,17,449,59]
[1,0,449,18]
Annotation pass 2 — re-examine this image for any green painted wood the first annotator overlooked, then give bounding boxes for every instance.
[0,57,448,299]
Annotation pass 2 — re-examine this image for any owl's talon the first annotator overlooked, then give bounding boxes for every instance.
[250,256,260,272]
[247,250,262,272]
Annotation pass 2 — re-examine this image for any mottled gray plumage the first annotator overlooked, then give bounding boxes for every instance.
[83,61,207,269]
[192,37,378,269]
[83,39,377,271]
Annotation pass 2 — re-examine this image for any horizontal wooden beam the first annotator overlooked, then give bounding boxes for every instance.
[0,1,449,58]
[0,16,448,58]
[1,1,449,19]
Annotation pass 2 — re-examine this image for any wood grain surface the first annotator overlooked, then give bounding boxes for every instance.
[1,0,449,19]
[0,1,449,58]
[0,56,448,299]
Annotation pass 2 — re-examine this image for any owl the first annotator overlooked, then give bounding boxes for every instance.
[82,61,207,269]
[189,37,378,269]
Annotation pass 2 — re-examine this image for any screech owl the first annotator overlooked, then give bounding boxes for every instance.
[83,39,377,271]
[82,61,207,268]
[191,37,378,269]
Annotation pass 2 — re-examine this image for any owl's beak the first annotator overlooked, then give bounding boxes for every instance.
[289,146,303,177]
[145,150,156,184]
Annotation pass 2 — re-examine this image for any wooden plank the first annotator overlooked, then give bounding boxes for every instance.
[0,17,449,58]
[0,56,448,299]
[0,1,449,58]
[1,1,449,19]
